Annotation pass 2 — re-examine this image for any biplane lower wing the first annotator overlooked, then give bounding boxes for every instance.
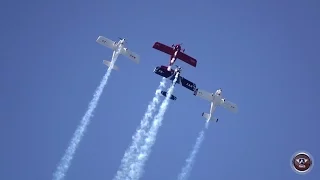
[153,66,173,78]
[177,52,197,67]
[180,77,197,91]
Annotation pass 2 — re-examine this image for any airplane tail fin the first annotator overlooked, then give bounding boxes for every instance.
[103,60,119,70]
[202,112,218,122]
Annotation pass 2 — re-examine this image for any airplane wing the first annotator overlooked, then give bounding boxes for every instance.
[220,100,238,113]
[176,52,197,67]
[180,77,197,91]
[121,48,140,64]
[194,88,213,101]
[152,42,175,56]
[153,66,173,78]
[96,36,116,50]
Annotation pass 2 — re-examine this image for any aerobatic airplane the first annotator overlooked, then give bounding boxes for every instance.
[153,65,197,100]
[152,42,197,71]
[96,36,140,70]
[194,88,238,123]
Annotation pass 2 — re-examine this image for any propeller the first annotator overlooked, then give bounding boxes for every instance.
[216,88,222,96]
[118,37,127,43]
[172,43,183,47]
[175,65,182,70]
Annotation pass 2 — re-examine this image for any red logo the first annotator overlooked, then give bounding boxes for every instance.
[291,151,313,174]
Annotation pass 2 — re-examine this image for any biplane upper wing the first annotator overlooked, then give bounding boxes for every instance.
[176,52,197,67]
[153,66,174,78]
[180,77,197,91]
[152,42,175,56]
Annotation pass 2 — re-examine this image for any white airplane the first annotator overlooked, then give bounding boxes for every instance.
[194,88,238,123]
[96,36,140,70]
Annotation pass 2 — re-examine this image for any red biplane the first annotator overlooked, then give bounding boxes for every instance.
[152,42,197,71]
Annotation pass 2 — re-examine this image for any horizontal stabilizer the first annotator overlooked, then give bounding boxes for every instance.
[202,112,218,122]
[103,60,119,71]
[161,91,177,100]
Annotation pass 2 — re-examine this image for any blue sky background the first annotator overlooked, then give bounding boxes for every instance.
[1,0,319,179]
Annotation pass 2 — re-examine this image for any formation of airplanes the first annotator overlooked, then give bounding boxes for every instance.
[96,36,238,123]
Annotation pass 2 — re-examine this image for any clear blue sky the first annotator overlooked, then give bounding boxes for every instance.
[1,0,319,179]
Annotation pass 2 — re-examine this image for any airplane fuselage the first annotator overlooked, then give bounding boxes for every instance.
[207,90,226,121]
[211,94,221,106]
[169,50,179,67]
[168,45,182,70]
[209,101,217,116]
[113,41,126,53]
[114,39,126,48]
[168,67,183,84]
[211,90,224,105]
[169,72,181,85]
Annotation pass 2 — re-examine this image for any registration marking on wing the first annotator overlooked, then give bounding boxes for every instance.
[130,54,136,59]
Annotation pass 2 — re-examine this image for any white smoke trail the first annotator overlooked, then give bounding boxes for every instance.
[113,78,166,180]
[177,121,209,180]
[128,73,179,180]
[52,48,121,180]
